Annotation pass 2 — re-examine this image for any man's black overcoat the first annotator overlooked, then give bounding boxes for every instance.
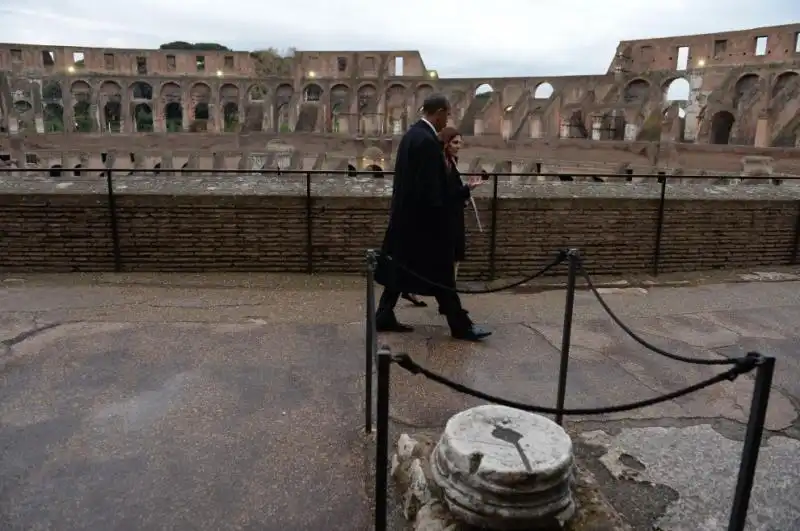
[374,120,456,296]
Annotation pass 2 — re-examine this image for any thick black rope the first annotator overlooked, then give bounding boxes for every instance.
[392,352,758,416]
[378,250,567,294]
[577,261,739,366]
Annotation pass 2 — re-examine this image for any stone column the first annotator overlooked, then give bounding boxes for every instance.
[559,119,570,138]
[529,115,542,139]
[754,112,770,148]
[181,97,191,132]
[624,122,639,140]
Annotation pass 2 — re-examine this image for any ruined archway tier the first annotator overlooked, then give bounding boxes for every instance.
[1,23,799,149]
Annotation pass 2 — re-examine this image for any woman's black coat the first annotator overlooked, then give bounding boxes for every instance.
[445,158,471,263]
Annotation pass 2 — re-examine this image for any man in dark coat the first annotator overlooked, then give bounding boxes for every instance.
[373,94,491,342]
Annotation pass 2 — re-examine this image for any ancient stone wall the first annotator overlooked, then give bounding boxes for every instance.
[0,179,797,276]
[2,23,799,150]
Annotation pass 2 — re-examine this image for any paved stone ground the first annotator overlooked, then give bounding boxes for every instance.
[1,269,799,530]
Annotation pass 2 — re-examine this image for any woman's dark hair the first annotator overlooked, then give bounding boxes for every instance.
[439,126,461,146]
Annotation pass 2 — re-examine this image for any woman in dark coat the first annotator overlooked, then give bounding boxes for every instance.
[401,126,482,307]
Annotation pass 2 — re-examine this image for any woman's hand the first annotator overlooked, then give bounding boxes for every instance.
[467,176,483,189]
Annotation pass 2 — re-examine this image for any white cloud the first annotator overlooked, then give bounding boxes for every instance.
[0,0,797,77]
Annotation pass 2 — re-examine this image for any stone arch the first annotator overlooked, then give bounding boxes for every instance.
[130,81,153,100]
[357,84,378,113]
[190,82,211,103]
[43,103,64,132]
[710,111,735,144]
[73,164,82,176]
[164,101,183,132]
[99,81,123,133]
[42,81,62,100]
[73,101,92,132]
[733,74,759,107]
[533,82,554,99]
[160,82,182,101]
[623,79,650,102]
[220,83,239,100]
[363,146,383,160]
[192,102,210,131]
[275,84,293,105]
[302,83,322,102]
[276,104,290,132]
[70,80,92,99]
[414,84,434,111]
[386,84,407,135]
[664,78,690,102]
[223,102,239,132]
[330,84,350,133]
[366,164,383,178]
[49,164,62,177]
[347,164,357,177]
[772,71,799,98]
[247,84,267,101]
[134,103,154,132]
[475,83,493,96]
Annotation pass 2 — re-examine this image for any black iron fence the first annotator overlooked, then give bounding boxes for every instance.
[363,248,775,531]
[1,167,799,276]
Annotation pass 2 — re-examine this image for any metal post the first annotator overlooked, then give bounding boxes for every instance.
[374,346,392,531]
[488,174,499,280]
[791,201,800,266]
[305,172,313,274]
[727,354,775,531]
[105,169,122,272]
[652,176,667,276]
[555,249,579,426]
[365,249,378,434]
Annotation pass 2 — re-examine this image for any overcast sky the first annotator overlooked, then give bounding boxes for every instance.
[1,0,798,78]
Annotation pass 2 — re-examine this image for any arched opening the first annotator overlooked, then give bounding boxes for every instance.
[165,102,183,132]
[134,103,153,132]
[73,101,92,132]
[710,111,735,145]
[347,164,357,176]
[73,164,82,176]
[131,82,153,100]
[12,101,32,131]
[559,175,574,182]
[733,74,759,108]
[664,78,690,102]
[191,102,210,132]
[623,79,650,103]
[366,164,383,178]
[772,72,799,98]
[181,162,189,174]
[43,103,64,132]
[474,83,493,99]
[303,84,322,102]
[534,82,554,99]
[153,162,162,175]
[42,81,62,100]
[223,102,238,132]
[104,101,122,132]
[49,164,62,177]
[276,104,291,132]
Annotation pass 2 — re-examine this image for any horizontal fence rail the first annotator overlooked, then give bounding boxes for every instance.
[1,168,799,276]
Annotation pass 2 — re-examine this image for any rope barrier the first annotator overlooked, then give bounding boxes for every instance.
[392,352,759,416]
[377,250,567,294]
[577,260,740,366]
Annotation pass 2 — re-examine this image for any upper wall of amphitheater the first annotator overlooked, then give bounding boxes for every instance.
[1,23,799,82]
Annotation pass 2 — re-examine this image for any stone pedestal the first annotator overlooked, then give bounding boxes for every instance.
[431,405,575,530]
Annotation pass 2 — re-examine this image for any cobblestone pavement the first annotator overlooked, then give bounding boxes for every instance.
[1,271,798,530]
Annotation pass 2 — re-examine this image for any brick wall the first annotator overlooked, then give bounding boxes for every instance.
[0,193,797,276]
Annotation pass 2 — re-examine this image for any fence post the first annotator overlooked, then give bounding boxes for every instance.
[364,249,378,434]
[105,169,122,272]
[555,249,578,426]
[791,201,800,266]
[305,172,313,274]
[374,346,392,531]
[727,353,775,531]
[652,176,667,276]
[488,174,499,280]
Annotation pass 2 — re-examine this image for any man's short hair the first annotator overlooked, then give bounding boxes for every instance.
[422,94,450,115]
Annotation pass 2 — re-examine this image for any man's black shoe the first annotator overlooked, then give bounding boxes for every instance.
[376,320,414,333]
[452,325,492,341]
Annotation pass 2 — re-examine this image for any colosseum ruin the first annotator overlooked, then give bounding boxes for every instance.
[1,23,800,178]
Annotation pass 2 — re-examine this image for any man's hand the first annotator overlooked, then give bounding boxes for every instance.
[467,176,483,189]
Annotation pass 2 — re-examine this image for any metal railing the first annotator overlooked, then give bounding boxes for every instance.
[1,167,799,275]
